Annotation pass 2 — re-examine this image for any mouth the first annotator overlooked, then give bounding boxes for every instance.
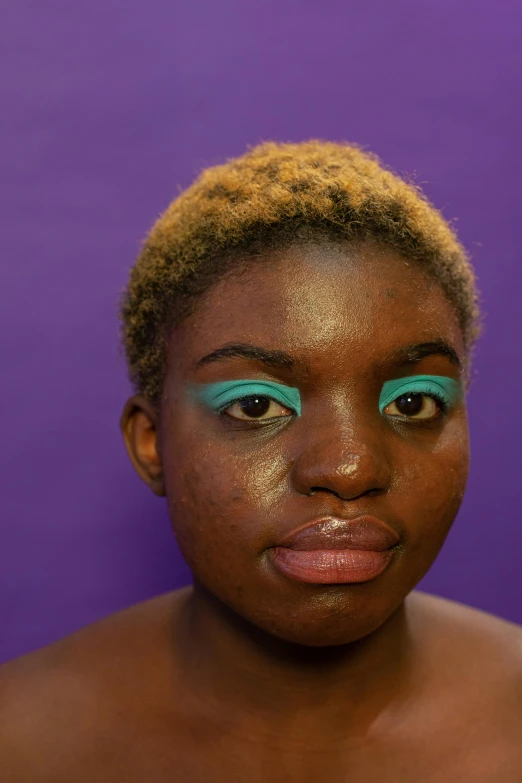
[269,515,400,584]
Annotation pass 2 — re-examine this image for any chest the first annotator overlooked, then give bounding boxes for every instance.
[64,720,521,783]
[165,738,519,783]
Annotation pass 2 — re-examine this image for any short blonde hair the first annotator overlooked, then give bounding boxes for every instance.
[118,139,481,412]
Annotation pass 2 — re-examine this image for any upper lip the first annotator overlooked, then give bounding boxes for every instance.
[274,515,400,551]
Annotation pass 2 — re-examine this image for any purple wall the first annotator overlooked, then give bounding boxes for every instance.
[2,1,521,663]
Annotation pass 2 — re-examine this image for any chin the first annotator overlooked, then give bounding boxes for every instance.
[235,584,406,649]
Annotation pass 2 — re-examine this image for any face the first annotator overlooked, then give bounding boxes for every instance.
[120,241,470,647]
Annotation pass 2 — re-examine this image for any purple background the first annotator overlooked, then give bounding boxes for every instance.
[1,1,521,664]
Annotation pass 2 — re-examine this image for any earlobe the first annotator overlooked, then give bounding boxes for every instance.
[120,396,166,497]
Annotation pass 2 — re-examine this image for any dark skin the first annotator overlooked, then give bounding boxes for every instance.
[1,241,522,782]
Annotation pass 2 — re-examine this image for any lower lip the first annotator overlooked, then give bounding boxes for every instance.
[270,547,395,584]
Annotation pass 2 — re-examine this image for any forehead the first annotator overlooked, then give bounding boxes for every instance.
[170,242,465,379]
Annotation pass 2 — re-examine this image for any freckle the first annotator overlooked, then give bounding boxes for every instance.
[385,288,395,298]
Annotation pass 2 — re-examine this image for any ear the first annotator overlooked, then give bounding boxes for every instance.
[119,396,166,497]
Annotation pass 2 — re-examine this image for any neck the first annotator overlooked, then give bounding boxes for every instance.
[174,581,424,745]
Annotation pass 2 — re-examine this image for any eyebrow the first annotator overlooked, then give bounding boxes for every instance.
[194,339,461,374]
[384,340,462,370]
[195,343,300,372]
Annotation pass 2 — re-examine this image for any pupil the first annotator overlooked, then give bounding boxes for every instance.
[238,396,271,418]
[396,393,424,416]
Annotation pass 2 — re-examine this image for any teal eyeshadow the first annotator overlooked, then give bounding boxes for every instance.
[187,380,302,416]
[378,375,463,414]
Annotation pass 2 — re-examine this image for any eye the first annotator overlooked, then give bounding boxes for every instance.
[221,395,294,421]
[382,392,445,421]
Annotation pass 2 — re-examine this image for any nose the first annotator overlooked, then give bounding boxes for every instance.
[290,415,393,501]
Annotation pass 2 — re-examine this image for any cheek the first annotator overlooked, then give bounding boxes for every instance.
[395,418,470,558]
[162,436,290,578]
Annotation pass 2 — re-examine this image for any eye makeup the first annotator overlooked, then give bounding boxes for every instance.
[187,380,302,416]
[188,374,462,421]
[378,375,463,414]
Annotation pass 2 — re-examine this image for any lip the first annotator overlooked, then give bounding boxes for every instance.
[269,515,400,585]
[274,515,400,551]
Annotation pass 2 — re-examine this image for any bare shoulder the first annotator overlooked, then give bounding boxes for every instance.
[408,590,522,715]
[0,588,189,781]
[404,591,522,776]
[409,588,522,660]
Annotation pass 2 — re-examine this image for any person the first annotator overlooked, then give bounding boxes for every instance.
[1,140,521,781]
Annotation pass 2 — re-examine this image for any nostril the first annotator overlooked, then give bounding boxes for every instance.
[308,487,342,499]
[366,488,384,498]
[307,486,384,500]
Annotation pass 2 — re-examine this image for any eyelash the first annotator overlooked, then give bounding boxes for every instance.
[432,391,449,411]
[216,395,293,419]
[216,390,450,423]
[392,389,449,413]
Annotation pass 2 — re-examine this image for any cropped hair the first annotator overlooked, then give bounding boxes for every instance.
[117,140,481,414]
